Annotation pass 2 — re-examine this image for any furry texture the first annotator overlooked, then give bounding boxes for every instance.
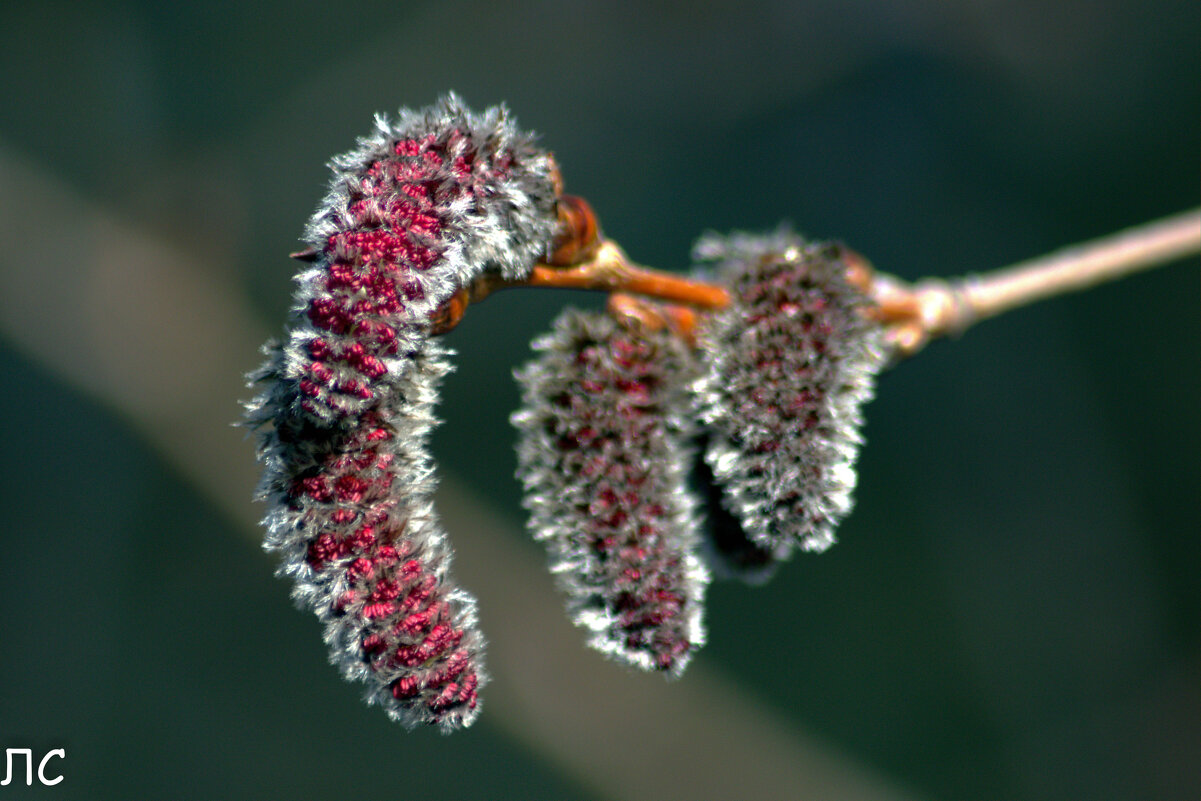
[513,310,709,675]
[691,230,887,560]
[285,92,558,423]
[245,95,559,730]
[690,434,781,585]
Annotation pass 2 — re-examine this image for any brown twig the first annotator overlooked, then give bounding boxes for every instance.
[871,207,1201,356]
[607,292,703,344]
[460,238,731,313]
[443,208,1201,361]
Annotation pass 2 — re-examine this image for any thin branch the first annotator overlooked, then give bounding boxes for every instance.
[442,207,1201,362]
[873,207,1201,356]
[470,239,731,310]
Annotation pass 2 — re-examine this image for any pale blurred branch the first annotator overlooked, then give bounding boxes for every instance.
[869,208,1201,355]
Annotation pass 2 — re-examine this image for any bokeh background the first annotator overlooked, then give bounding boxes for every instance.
[0,1,1197,799]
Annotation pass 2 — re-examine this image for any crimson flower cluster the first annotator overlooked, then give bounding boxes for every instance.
[513,310,708,675]
[246,95,558,731]
[691,231,887,561]
[248,96,885,731]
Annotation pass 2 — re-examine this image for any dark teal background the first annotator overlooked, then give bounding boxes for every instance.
[0,1,1197,799]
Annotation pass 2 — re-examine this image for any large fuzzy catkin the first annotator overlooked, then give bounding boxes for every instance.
[513,309,709,675]
[245,95,560,730]
[691,230,887,559]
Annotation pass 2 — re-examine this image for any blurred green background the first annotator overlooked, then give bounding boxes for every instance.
[0,1,1197,799]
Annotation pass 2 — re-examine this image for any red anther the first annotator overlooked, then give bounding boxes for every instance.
[391,675,421,699]
[362,602,397,620]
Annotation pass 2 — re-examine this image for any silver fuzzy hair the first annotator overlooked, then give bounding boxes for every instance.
[513,309,709,676]
[691,229,887,559]
[245,95,560,730]
[281,92,559,423]
[305,92,558,287]
[251,342,485,729]
[689,434,782,585]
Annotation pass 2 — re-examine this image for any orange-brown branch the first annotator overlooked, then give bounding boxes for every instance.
[524,240,730,309]
[607,293,703,344]
[428,238,728,335]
